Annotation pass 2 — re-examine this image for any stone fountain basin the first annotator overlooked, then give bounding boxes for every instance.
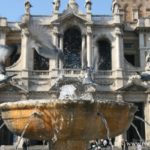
[0,100,137,141]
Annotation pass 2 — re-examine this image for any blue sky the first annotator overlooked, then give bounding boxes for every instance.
[0,0,112,21]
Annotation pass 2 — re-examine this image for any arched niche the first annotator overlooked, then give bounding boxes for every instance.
[97,38,112,70]
[63,26,82,69]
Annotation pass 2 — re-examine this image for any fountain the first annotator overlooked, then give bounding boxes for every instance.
[0,2,137,149]
[0,76,137,150]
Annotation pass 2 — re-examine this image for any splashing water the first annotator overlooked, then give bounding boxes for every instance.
[0,122,5,129]
[15,118,32,150]
[135,115,150,127]
[131,123,143,142]
[15,111,42,150]
[97,112,113,149]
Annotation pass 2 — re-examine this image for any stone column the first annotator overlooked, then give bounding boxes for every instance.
[144,94,150,145]
[113,27,124,89]
[21,27,30,70]
[59,34,63,69]
[20,25,30,88]
[82,34,86,69]
[50,26,59,70]
[86,26,92,68]
[115,27,124,70]
[139,32,145,69]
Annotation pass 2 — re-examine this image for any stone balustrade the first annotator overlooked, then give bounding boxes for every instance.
[137,18,150,28]
[6,69,142,79]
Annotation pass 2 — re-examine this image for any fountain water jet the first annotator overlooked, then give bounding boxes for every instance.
[15,112,39,150]
[97,112,113,150]
[135,115,150,127]
[0,122,5,130]
[131,123,143,142]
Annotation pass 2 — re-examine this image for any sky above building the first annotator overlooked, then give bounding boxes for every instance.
[0,0,112,21]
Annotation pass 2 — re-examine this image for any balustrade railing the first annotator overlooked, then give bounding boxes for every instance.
[6,69,141,80]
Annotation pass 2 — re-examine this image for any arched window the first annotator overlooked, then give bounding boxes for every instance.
[5,43,21,67]
[63,26,82,69]
[34,50,49,70]
[97,39,112,70]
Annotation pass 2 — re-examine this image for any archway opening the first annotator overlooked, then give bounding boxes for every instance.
[63,26,82,69]
[33,50,49,70]
[97,39,112,70]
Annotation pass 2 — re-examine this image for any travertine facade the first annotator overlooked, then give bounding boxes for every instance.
[0,0,150,148]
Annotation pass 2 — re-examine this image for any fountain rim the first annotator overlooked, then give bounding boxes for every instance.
[0,99,136,111]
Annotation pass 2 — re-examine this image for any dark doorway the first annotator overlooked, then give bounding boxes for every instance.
[34,50,49,70]
[125,54,135,66]
[0,120,13,145]
[63,26,82,69]
[127,103,145,142]
[97,39,112,70]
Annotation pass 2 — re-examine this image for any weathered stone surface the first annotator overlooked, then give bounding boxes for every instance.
[0,100,137,142]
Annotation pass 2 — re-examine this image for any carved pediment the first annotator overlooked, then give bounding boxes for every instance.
[51,13,90,24]
[117,82,148,92]
[0,82,28,93]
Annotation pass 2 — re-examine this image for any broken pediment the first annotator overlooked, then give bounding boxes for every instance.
[0,82,28,93]
[117,82,148,92]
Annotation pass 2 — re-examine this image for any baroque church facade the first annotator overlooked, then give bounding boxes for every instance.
[0,0,150,148]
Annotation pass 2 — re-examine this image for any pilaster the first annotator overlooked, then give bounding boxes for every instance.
[86,25,92,68]
[59,34,63,69]
[50,26,59,71]
[20,22,30,89]
[115,27,124,71]
[139,32,145,69]
[82,34,86,69]
[21,27,30,70]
